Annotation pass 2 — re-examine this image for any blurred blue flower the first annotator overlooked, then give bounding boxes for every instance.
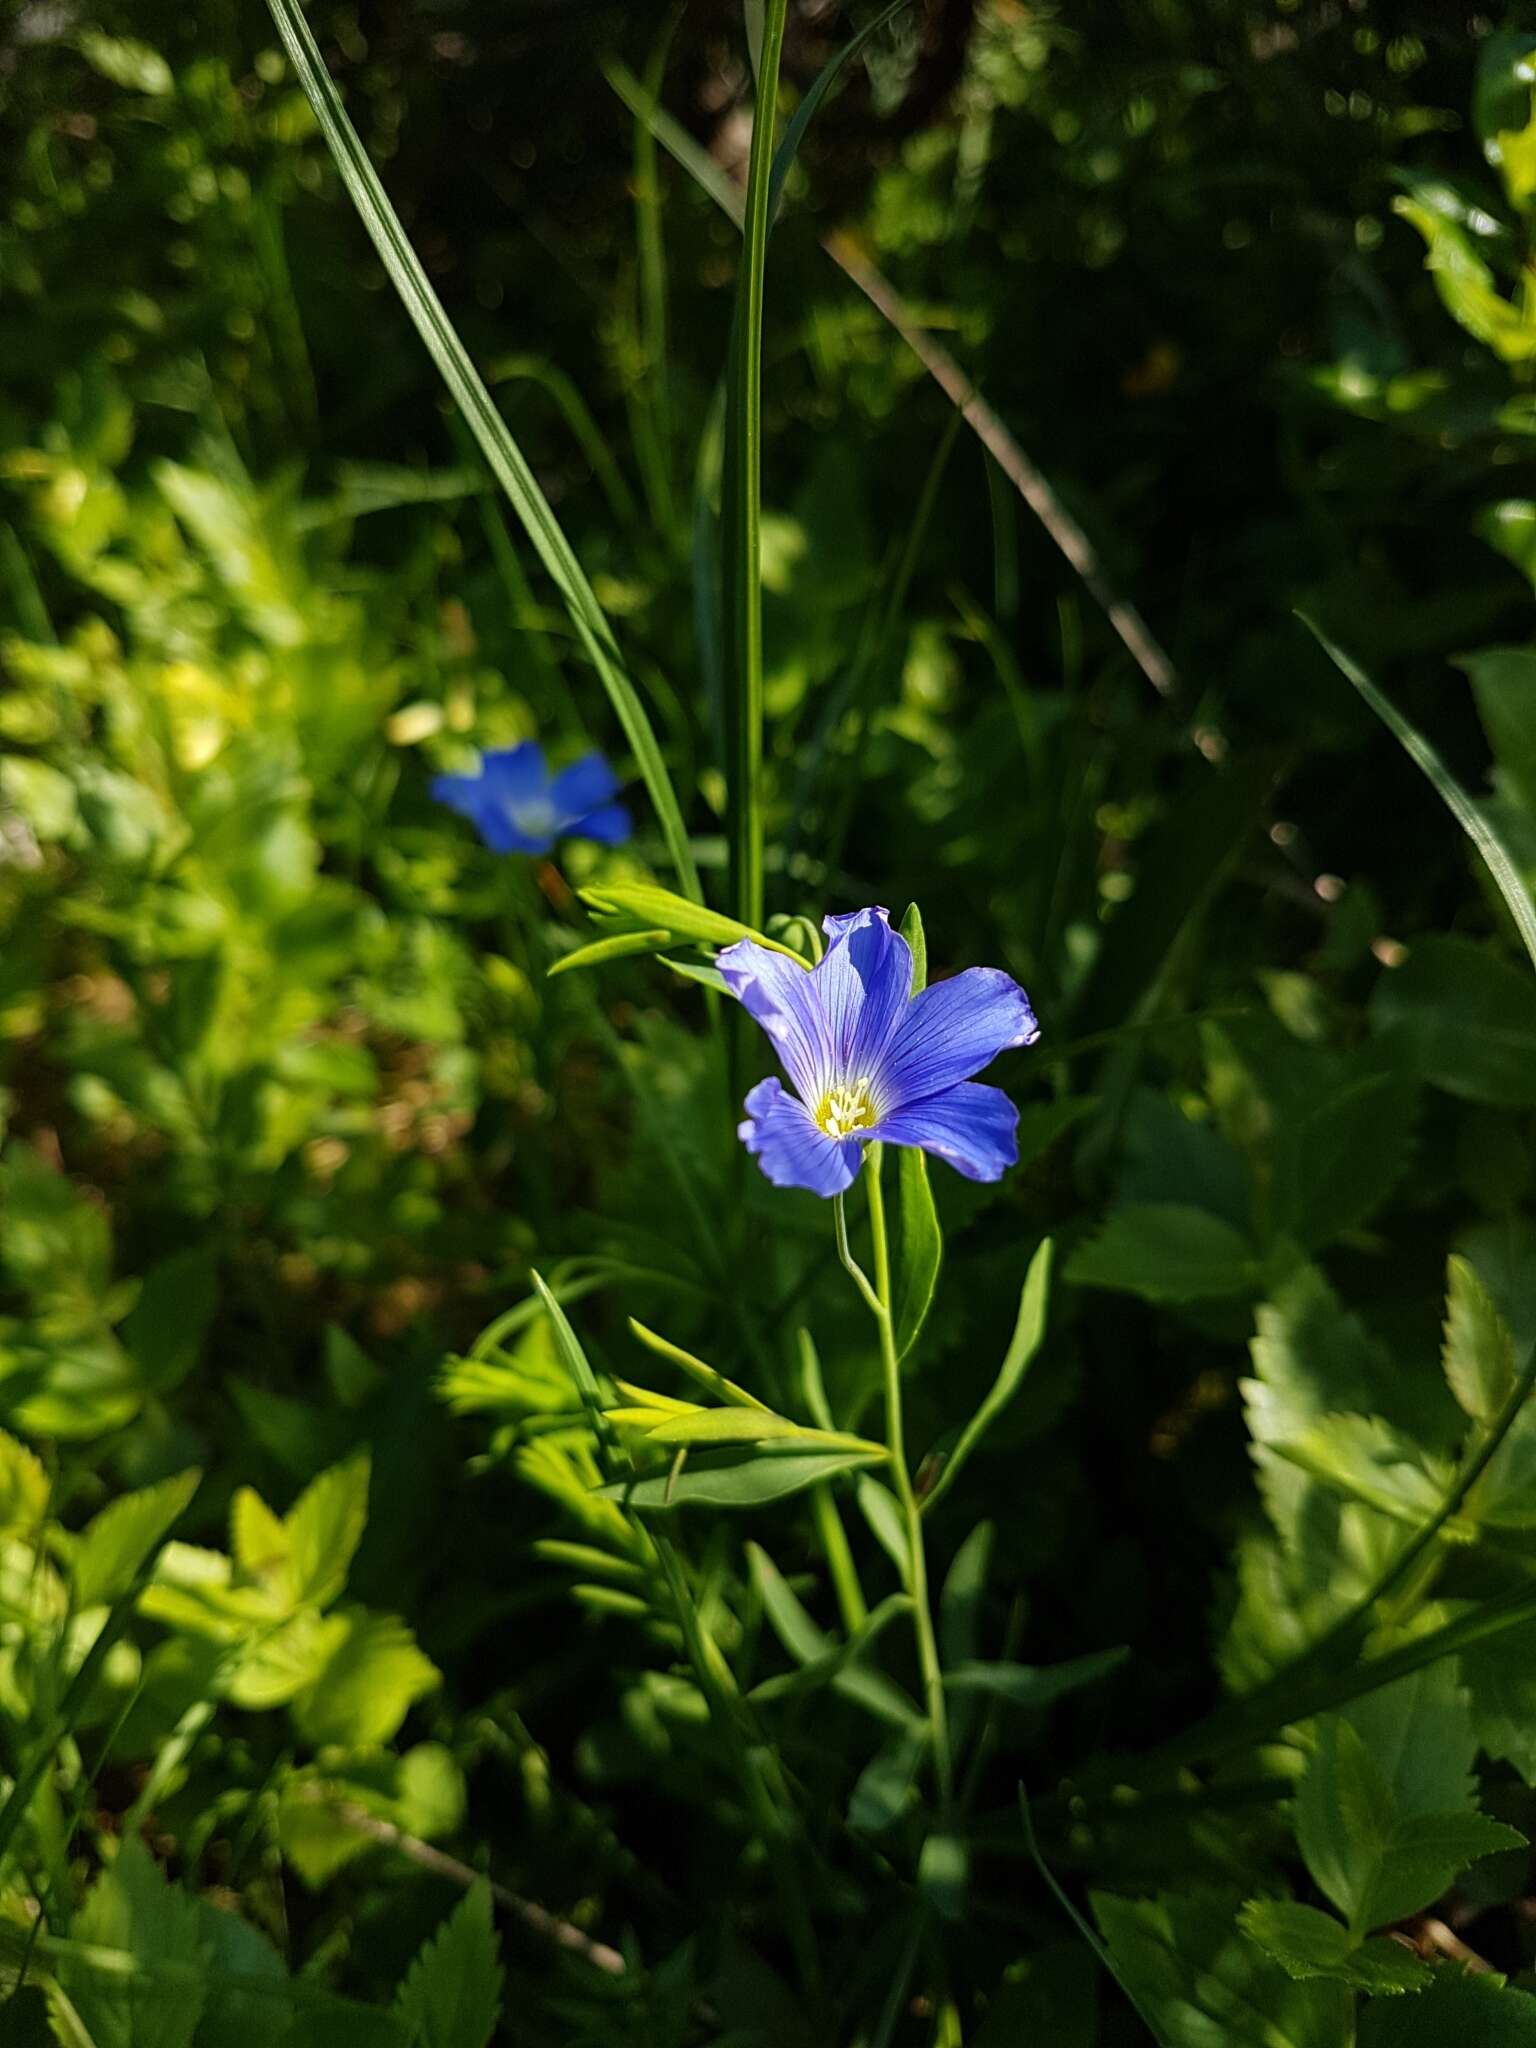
[719,907,1039,1197]
[430,742,632,854]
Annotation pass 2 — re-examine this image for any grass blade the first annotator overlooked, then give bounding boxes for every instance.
[1303,615,1536,974]
[264,0,701,903]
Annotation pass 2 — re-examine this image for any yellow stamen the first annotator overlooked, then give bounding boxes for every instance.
[815,1079,878,1139]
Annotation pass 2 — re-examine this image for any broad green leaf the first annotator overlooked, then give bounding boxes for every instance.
[230,1486,289,1585]
[193,1897,290,2048]
[1445,1253,1519,1424]
[1093,1889,1351,2048]
[627,1319,768,1409]
[70,1468,201,1608]
[1237,1899,1430,1993]
[1067,1205,1255,1303]
[283,1452,370,1611]
[546,928,672,978]
[227,1608,350,1710]
[946,1648,1127,1709]
[1276,1414,1453,1531]
[1307,621,1536,973]
[1462,1616,1536,1783]
[292,1608,441,1748]
[1461,646,1536,813]
[1297,1714,1524,1931]
[119,1246,218,1395]
[1373,937,1536,1106]
[61,1838,209,2048]
[279,1747,465,1890]
[595,1445,883,1510]
[263,0,700,901]
[923,1240,1053,1513]
[1358,1967,1536,2045]
[393,1882,503,2048]
[0,1428,48,1533]
[1270,1072,1418,1251]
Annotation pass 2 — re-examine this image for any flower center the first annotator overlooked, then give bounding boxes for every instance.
[510,797,558,839]
[815,1078,878,1139]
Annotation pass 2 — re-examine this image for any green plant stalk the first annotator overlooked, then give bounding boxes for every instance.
[631,19,679,542]
[727,0,789,935]
[845,1146,952,1807]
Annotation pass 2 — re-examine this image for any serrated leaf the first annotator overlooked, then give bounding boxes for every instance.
[1093,1889,1351,2048]
[283,1451,370,1610]
[230,1485,288,1585]
[70,1468,201,1608]
[61,1837,209,2048]
[1362,1811,1527,1930]
[597,1446,884,1510]
[1238,1899,1430,1993]
[292,1608,440,1748]
[1358,1967,1536,2045]
[1373,937,1536,1106]
[1276,1413,1453,1530]
[1067,1204,1255,1303]
[1444,1253,1518,1423]
[393,1882,503,2048]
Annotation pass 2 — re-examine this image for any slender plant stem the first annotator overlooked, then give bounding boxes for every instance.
[858,1146,952,1809]
[812,1483,869,1636]
[728,0,789,934]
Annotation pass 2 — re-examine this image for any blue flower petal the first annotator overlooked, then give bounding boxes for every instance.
[568,801,632,847]
[717,942,834,1105]
[814,907,912,1084]
[429,772,489,822]
[477,742,547,803]
[878,968,1039,1109]
[870,1081,1019,1182]
[549,751,620,818]
[739,1076,861,1196]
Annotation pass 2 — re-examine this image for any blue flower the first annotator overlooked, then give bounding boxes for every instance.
[430,742,632,854]
[719,907,1040,1197]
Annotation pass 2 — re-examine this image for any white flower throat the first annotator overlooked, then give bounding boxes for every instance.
[815,1078,878,1138]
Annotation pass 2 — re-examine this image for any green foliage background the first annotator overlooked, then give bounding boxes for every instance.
[7,0,1536,2041]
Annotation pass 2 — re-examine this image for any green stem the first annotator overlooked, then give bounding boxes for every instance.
[859,1145,952,1809]
[812,1483,868,1636]
[728,0,789,935]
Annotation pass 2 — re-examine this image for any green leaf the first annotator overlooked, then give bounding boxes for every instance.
[1462,1616,1536,1784]
[1373,937,1536,1106]
[1275,1414,1452,1531]
[74,30,175,95]
[923,1240,1053,1513]
[1270,1071,1418,1250]
[283,1451,370,1611]
[747,1544,919,1730]
[946,1647,1128,1709]
[1393,187,1536,360]
[61,1838,209,2048]
[1306,621,1536,974]
[1237,1899,1430,1993]
[1358,1968,1536,2045]
[292,1608,441,1749]
[1093,1889,1351,2048]
[546,928,673,978]
[626,1408,883,1455]
[595,1445,884,1510]
[393,1882,503,2048]
[1297,1715,1525,1931]
[917,1832,969,1922]
[578,882,805,960]
[120,1246,218,1394]
[848,1723,927,1835]
[193,1897,290,2048]
[626,1320,770,1409]
[1445,1253,1519,1424]
[0,1427,49,1534]
[263,0,700,902]
[70,1468,201,1608]
[1461,646,1536,814]
[1067,1205,1255,1303]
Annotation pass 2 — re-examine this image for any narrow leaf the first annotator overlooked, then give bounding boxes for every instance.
[923,1240,1053,1514]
